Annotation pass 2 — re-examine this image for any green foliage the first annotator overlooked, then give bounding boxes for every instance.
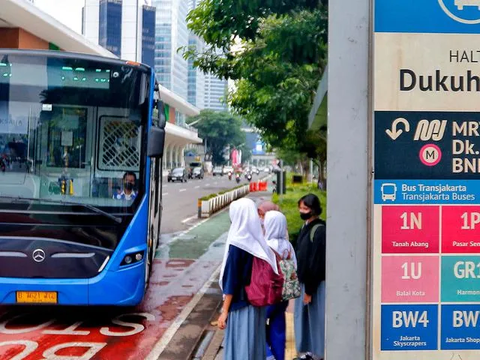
[199,184,247,201]
[189,110,246,165]
[272,181,326,241]
[200,193,218,201]
[184,2,328,167]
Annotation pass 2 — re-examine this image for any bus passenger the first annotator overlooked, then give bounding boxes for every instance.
[217,198,278,360]
[294,194,326,360]
[113,172,137,200]
[264,210,296,360]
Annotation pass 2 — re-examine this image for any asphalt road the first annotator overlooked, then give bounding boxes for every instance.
[160,172,268,235]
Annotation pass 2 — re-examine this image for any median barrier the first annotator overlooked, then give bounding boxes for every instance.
[198,184,250,218]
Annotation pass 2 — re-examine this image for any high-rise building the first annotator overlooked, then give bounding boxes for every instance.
[152,0,189,100]
[204,73,228,111]
[187,34,205,108]
[82,0,156,68]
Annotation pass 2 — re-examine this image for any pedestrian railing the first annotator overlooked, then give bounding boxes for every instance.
[198,184,250,218]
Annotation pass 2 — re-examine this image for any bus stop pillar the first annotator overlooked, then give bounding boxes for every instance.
[326,0,369,358]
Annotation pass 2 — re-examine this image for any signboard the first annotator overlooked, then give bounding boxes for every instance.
[373,1,480,359]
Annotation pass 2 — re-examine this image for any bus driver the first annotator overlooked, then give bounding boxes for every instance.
[113,171,137,200]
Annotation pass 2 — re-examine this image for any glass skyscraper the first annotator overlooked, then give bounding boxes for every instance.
[83,0,156,68]
[152,0,189,100]
[186,0,227,110]
[142,5,156,68]
[98,0,122,57]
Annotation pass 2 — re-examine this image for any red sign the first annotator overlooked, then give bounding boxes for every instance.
[382,206,440,253]
[442,206,480,253]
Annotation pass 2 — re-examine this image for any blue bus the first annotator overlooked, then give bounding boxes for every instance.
[0,50,165,305]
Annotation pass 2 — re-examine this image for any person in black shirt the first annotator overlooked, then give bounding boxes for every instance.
[294,194,326,360]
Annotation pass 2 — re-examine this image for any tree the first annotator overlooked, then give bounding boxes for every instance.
[184,2,328,177]
[188,110,246,165]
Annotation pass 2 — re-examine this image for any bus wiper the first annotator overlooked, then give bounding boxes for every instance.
[0,196,122,224]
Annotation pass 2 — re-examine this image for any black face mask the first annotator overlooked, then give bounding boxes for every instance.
[124,182,134,191]
[300,212,312,220]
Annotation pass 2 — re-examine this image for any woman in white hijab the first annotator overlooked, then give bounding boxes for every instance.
[217,198,278,360]
[264,211,296,360]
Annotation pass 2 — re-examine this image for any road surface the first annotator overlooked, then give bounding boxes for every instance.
[161,172,267,234]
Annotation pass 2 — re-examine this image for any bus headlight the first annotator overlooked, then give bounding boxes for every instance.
[121,251,145,266]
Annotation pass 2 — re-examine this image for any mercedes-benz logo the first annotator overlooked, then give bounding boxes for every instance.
[32,249,46,263]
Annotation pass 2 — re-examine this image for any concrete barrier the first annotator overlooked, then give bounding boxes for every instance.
[198,184,250,218]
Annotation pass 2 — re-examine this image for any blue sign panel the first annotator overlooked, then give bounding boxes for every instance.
[373,180,480,205]
[441,305,480,349]
[381,305,439,351]
[375,0,480,34]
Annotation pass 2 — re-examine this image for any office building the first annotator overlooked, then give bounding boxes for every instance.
[82,0,156,68]
[152,0,189,100]
[204,73,228,111]
[187,34,205,108]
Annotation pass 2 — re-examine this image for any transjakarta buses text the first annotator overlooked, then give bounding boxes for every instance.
[402,184,467,193]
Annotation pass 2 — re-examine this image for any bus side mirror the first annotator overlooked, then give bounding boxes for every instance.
[147,127,166,158]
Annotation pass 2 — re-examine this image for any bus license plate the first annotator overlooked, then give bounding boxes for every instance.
[16,291,57,304]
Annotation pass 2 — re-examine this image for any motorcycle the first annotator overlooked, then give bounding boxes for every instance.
[228,171,232,180]
[246,173,252,182]
[235,174,241,184]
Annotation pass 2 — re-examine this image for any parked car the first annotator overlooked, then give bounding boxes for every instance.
[223,166,234,175]
[192,167,204,179]
[168,168,188,182]
[213,166,223,176]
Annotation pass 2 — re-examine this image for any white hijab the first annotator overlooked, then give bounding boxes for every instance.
[265,211,297,268]
[220,198,279,289]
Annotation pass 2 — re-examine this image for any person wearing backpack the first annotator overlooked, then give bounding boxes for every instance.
[294,194,326,360]
[264,211,298,360]
[217,198,279,360]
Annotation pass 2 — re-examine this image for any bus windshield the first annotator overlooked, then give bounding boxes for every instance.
[0,52,151,209]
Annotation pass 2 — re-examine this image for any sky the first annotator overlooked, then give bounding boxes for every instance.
[35,0,84,34]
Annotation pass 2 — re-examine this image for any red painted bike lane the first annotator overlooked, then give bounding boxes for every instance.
[0,257,221,360]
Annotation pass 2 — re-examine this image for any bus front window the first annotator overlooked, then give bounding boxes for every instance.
[0,54,149,209]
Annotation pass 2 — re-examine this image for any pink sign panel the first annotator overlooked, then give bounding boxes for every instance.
[442,206,480,254]
[381,256,439,303]
[382,206,439,254]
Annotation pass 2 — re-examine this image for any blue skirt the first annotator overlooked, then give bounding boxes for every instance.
[294,281,326,357]
[224,305,266,360]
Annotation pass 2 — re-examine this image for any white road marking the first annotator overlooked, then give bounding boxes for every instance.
[145,266,221,360]
[179,189,187,192]
[163,193,169,196]
[213,182,218,185]
[181,215,197,224]
[194,186,200,189]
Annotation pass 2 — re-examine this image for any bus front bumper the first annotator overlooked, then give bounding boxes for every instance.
[0,261,145,306]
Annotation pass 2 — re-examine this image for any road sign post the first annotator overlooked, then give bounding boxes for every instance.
[373,0,480,358]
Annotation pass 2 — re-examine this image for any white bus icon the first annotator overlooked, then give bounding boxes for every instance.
[455,0,480,10]
[381,183,397,202]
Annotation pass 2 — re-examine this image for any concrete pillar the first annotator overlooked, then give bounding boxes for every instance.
[175,145,181,168]
[180,146,186,167]
[168,144,174,169]
[326,0,369,357]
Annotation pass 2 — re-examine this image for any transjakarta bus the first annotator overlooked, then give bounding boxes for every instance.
[0,50,165,305]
